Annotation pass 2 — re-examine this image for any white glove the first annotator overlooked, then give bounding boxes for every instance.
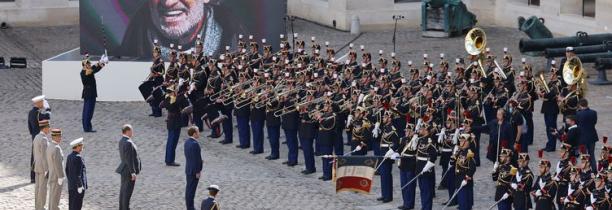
[390,152,400,160]
[493,162,499,171]
[77,187,84,194]
[100,54,109,64]
[461,179,468,187]
[563,197,570,204]
[409,134,419,150]
[535,190,542,197]
[43,99,50,110]
[590,193,595,203]
[354,145,362,152]
[384,149,395,159]
[452,145,459,154]
[516,172,522,182]
[553,176,560,181]
[178,78,185,88]
[500,193,509,201]
[58,178,64,185]
[511,183,518,190]
[421,161,435,174]
[538,178,545,189]
[346,115,353,128]
[556,162,562,174]
[567,185,574,196]
[189,83,196,94]
[585,206,593,210]
[451,129,460,145]
[437,128,446,144]
[372,122,381,138]
[357,94,365,104]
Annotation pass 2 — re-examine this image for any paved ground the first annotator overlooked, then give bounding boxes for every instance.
[1,20,611,210]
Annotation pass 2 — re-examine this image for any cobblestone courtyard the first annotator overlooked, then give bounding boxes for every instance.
[1,20,611,209]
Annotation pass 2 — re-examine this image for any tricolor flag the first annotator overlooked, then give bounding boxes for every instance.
[333,156,379,194]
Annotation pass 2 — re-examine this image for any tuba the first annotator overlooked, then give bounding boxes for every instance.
[464,28,488,78]
[562,56,586,96]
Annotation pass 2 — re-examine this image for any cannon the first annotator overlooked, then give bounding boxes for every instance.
[519,32,612,53]
[518,16,553,39]
[592,58,612,85]
[545,41,612,58]
[421,0,477,38]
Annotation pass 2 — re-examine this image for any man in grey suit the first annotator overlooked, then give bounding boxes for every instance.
[46,128,65,210]
[33,120,50,210]
[116,124,141,210]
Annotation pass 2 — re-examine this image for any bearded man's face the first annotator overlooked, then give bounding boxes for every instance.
[149,0,206,39]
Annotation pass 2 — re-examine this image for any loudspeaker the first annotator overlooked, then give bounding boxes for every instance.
[9,57,27,68]
[0,57,6,69]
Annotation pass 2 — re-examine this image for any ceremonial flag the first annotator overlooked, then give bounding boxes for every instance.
[333,156,379,194]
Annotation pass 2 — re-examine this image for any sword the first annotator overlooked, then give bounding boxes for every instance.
[400,172,423,190]
[443,183,465,210]
[438,164,453,186]
[488,196,508,210]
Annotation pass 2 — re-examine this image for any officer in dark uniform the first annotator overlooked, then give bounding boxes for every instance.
[80,54,107,132]
[563,167,588,210]
[298,94,318,175]
[377,111,399,203]
[200,185,220,210]
[265,85,281,160]
[348,107,370,156]
[415,124,437,210]
[29,95,51,183]
[397,125,417,210]
[539,71,560,152]
[511,153,533,210]
[249,80,266,155]
[147,43,165,117]
[531,153,557,210]
[66,138,87,210]
[587,174,610,210]
[492,148,515,210]
[280,84,300,166]
[316,100,336,181]
[554,143,573,210]
[160,85,186,166]
[219,66,236,144]
[454,134,477,210]
[234,75,251,149]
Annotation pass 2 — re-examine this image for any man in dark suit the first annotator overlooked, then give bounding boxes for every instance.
[66,137,87,210]
[28,95,50,183]
[200,185,220,210]
[576,99,598,171]
[115,125,141,210]
[555,116,580,159]
[80,55,107,132]
[184,126,203,210]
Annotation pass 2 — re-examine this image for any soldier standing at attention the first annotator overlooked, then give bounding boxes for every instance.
[46,128,65,210]
[28,95,50,183]
[66,138,88,210]
[33,120,50,210]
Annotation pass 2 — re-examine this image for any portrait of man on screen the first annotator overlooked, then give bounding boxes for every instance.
[118,0,244,58]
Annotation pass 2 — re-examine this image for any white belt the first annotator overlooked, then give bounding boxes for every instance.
[380,144,390,147]
[401,154,414,157]
[417,157,428,161]
[441,148,453,152]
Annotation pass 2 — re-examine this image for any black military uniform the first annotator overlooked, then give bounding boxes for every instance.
[532,159,557,210]
[66,144,87,210]
[511,153,534,210]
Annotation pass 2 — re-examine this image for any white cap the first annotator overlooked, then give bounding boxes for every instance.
[315,49,320,54]
[264,73,270,78]
[401,78,406,83]
[239,34,243,39]
[285,72,290,77]
[280,34,284,39]
[170,43,174,48]
[521,58,526,63]
[272,56,277,61]
[472,61,478,66]
[408,61,413,65]
[360,45,365,50]
[470,78,475,83]
[566,46,574,52]
[208,52,213,56]
[70,137,84,147]
[32,95,45,103]
[551,60,556,65]
[333,73,338,78]
[297,63,302,68]
[225,46,230,51]
[314,73,319,78]
[391,52,396,57]
[197,34,202,39]
[349,43,354,48]
[220,55,225,60]
[285,59,289,64]
[249,35,253,40]
[374,87,379,91]
[520,71,525,77]
[207,185,220,191]
[280,43,285,48]
[423,54,428,58]
[503,47,508,52]
[238,65,243,69]
[485,47,490,52]
[380,68,385,73]
[426,75,432,80]
[178,45,182,50]
[345,60,350,65]
[351,80,357,87]
[429,63,434,68]
[262,39,266,44]
[325,41,330,46]
[327,91,333,96]
[379,50,383,55]
[306,82,312,87]
[311,36,316,41]
[447,72,453,77]
[440,53,445,58]
[241,49,247,53]
[293,33,298,38]
[153,39,158,44]
[253,68,258,73]
[455,58,460,63]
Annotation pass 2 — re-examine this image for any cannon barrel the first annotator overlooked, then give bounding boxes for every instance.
[519,32,612,53]
[545,41,612,58]
[595,58,612,69]
[519,16,553,39]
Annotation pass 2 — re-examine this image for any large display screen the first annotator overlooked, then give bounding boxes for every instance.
[80,0,286,59]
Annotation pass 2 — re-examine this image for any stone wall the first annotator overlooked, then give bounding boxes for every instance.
[0,0,78,27]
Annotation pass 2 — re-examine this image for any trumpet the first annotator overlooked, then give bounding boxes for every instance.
[235,90,266,109]
[535,72,550,94]
[464,28,488,78]
[210,80,254,101]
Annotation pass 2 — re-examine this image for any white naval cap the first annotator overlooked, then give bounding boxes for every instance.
[32,95,45,103]
[70,137,84,147]
[207,185,220,191]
